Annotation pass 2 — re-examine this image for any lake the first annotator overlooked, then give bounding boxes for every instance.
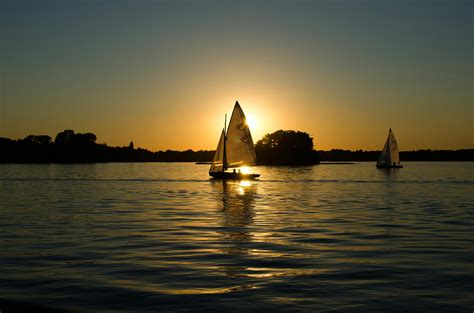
[0,162,472,312]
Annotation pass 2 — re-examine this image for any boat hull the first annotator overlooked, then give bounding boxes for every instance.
[376,163,403,169]
[209,172,260,180]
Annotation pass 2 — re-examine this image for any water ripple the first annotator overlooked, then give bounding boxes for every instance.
[0,162,473,312]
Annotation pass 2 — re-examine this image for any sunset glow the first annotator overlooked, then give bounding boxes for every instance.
[1,2,472,313]
[1,1,472,151]
[245,116,257,135]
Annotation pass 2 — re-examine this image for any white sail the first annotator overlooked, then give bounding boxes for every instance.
[225,101,257,168]
[377,128,400,165]
[388,129,400,163]
[210,129,226,172]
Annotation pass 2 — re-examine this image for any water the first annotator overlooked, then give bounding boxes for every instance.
[0,163,473,312]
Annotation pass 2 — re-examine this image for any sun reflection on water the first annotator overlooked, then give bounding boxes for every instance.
[239,180,251,187]
[237,180,251,194]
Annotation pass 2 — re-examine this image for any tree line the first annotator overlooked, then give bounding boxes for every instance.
[255,130,320,165]
[317,149,473,162]
[0,129,472,163]
[0,130,156,163]
[0,130,214,163]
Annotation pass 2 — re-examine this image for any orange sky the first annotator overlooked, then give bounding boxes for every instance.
[1,1,473,151]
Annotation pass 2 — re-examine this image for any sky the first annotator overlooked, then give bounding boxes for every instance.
[1,0,473,151]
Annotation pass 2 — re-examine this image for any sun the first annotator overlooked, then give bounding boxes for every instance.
[239,166,251,174]
[243,112,265,144]
[245,115,257,131]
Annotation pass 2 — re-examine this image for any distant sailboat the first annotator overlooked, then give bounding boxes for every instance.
[376,128,403,169]
[209,101,260,179]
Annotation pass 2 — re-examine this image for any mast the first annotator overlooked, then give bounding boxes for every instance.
[223,114,227,172]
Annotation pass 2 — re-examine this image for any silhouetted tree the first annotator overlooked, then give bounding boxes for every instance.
[256,130,319,165]
[55,129,75,144]
[71,132,97,145]
[129,141,134,149]
[24,135,52,145]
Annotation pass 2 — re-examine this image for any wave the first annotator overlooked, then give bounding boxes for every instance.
[0,178,210,183]
[1,177,473,185]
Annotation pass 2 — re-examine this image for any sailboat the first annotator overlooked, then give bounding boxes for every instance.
[376,128,403,169]
[209,101,260,179]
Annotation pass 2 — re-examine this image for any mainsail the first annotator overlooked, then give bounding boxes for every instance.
[209,101,257,173]
[377,128,400,165]
[225,102,257,168]
[210,129,226,172]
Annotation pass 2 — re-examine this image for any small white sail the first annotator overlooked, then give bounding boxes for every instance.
[210,129,226,172]
[388,129,400,163]
[377,128,400,165]
[225,101,257,168]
